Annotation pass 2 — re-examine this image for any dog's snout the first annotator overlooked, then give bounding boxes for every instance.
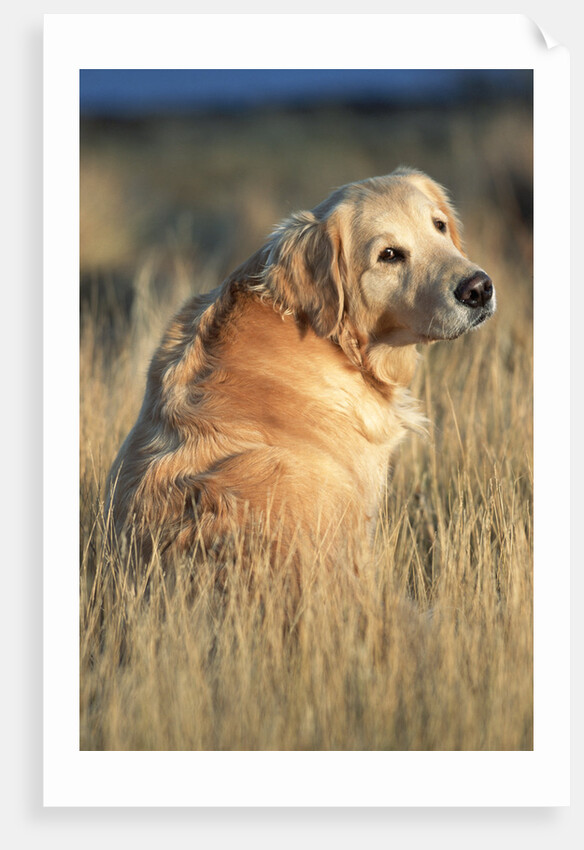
[454,271,493,309]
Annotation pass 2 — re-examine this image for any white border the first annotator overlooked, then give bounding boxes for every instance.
[44,13,570,807]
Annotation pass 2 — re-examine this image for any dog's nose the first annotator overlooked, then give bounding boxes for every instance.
[454,271,493,309]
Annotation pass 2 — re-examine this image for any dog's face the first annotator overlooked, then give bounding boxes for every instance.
[231,168,495,355]
[331,171,496,346]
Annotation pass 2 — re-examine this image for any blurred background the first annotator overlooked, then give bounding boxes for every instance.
[80,69,533,329]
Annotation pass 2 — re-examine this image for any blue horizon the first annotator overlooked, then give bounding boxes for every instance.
[80,69,532,117]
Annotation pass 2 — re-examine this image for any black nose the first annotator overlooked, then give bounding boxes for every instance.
[454,271,493,309]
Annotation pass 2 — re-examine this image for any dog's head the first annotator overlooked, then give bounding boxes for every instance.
[229,168,495,366]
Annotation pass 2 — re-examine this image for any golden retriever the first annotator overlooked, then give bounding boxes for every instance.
[107,168,495,567]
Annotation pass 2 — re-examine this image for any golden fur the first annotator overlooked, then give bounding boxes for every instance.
[108,168,495,567]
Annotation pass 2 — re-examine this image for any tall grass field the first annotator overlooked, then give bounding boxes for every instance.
[80,101,532,750]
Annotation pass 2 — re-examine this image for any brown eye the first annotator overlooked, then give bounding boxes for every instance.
[434,218,447,233]
[378,247,402,263]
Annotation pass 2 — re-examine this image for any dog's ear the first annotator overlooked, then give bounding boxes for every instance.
[268,211,345,337]
[228,211,345,338]
[395,168,465,255]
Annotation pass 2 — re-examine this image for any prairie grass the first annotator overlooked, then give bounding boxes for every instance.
[80,103,532,750]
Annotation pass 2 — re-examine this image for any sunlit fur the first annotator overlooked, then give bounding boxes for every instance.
[107,168,494,567]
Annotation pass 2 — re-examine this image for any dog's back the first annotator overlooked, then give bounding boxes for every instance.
[108,286,419,565]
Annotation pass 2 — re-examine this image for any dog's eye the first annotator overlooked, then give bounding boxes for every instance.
[378,247,402,263]
[434,219,447,234]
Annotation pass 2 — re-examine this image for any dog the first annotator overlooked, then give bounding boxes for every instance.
[107,168,495,568]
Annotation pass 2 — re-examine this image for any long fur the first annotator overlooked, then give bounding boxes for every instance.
[107,168,494,568]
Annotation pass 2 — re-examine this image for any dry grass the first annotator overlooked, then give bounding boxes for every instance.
[80,102,532,750]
